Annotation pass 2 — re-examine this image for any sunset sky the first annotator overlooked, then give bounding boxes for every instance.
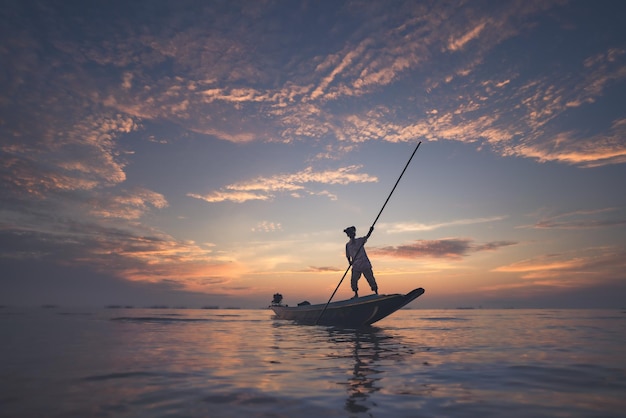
[2,0,626,309]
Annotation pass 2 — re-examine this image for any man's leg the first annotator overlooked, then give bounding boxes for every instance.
[351,269,361,298]
[363,269,378,294]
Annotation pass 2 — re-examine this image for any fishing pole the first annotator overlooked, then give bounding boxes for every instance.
[315,141,422,325]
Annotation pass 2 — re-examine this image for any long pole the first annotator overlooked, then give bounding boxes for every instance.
[315,141,421,324]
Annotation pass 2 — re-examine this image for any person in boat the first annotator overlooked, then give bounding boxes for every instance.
[344,225,378,298]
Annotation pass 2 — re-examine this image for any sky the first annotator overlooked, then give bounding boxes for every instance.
[1,0,626,309]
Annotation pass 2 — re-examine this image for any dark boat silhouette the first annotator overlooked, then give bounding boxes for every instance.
[270,287,424,327]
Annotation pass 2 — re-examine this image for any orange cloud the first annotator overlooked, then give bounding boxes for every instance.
[87,188,168,220]
[188,165,377,203]
[448,21,488,51]
[383,216,506,233]
[493,247,626,284]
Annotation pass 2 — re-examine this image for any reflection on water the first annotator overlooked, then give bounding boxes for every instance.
[266,319,425,415]
[270,324,420,414]
[327,328,387,413]
[1,308,625,417]
[346,330,382,413]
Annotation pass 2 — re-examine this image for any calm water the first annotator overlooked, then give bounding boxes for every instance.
[1,307,625,417]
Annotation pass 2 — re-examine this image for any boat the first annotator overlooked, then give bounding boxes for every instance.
[269,287,425,327]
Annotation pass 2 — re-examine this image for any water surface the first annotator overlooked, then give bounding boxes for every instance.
[2,308,625,417]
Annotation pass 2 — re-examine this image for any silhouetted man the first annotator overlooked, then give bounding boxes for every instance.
[344,226,378,298]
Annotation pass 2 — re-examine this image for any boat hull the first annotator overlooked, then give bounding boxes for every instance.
[270,287,425,327]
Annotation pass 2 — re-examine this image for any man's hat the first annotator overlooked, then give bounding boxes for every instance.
[343,226,356,234]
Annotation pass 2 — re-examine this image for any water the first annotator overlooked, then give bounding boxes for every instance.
[1,308,625,417]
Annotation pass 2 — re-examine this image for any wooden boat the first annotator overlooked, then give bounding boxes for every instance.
[270,287,425,327]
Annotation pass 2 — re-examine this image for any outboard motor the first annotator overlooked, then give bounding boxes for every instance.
[271,293,283,306]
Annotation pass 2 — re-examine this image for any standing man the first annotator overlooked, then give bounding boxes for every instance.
[344,226,378,298]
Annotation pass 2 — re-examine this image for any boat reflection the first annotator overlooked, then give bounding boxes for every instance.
[325,327,404,414]
[267,318,419,414]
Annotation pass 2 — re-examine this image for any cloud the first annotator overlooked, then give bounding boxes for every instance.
[87,188,168,220]
[506,120,626,167]
[474,241,518,252]
[0,217,244,294]
[188,165,377,203]
[384,216,507,233]
[371,238,516,260]
[188,190,271,204]
[447,21,488,52]
[523,207,626,230]
[492,247,626,286]
[0,259,235,307]
[1,113,139,199]
[5,0,623,170]
[251,221,283,233]
[304,266,342,273]
[8,0,621,172]
[311,41,369,100]
[534,218,626,230]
